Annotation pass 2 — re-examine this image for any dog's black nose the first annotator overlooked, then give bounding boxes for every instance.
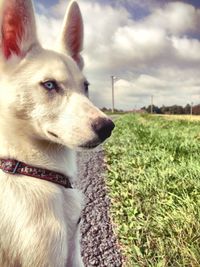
[92,118,115,142]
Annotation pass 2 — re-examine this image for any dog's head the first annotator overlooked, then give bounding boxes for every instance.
[0,0,114,150]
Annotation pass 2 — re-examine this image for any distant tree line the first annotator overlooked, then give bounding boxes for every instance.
[101,107,125,113]
[101,104,200,115]
[142,104,200,115]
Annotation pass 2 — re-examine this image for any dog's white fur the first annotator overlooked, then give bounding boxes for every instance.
[0,0,110,266]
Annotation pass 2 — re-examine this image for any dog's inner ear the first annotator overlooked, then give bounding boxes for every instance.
[59,1,84,70]
[1,0,38,59]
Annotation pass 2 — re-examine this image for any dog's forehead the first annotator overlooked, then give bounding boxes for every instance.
[25,49,84,84]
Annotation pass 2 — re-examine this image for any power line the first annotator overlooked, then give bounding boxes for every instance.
[111,75,115,113]
[151,95,154,114]
[111,76,119,113]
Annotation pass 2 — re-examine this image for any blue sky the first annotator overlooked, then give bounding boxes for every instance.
[37,0,56,6]
[34,0,200,110]
[186,0,200,7]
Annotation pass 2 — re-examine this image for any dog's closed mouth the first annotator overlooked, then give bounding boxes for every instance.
[79,141,101,149]
[80,144,99,149]
[48,131,59,138]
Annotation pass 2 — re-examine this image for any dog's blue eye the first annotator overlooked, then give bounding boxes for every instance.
[41,81,58,91]
[45,82,54,90]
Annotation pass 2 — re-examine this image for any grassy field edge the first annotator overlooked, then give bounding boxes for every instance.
[104,114,200,266]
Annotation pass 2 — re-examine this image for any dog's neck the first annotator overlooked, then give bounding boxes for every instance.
[0,117,77,180]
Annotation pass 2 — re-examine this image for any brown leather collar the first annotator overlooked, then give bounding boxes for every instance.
[0,159,72,189]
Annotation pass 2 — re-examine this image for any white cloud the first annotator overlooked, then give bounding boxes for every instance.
[143,2,199,35]
[35,14,62,49]
[172,37,200,61]
[34,0,200,110]
[112,26,170,67]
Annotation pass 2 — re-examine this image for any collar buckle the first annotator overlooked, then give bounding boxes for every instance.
[2,160,21,174]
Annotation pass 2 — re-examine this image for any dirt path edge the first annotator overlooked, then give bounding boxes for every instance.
[76,147,123,267]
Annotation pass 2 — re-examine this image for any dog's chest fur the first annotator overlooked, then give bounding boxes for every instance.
[0,173,83,267]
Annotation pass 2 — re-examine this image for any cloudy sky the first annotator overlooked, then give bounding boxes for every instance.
[34,0,200,110]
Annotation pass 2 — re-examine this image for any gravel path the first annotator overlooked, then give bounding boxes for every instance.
[76,147,123,267]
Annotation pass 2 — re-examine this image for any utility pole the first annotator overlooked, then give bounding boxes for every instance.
[111,75,115,113]
[191,102,193,115]
[151,95,153,114]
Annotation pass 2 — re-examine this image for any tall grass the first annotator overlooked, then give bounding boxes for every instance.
[104,114,200,266]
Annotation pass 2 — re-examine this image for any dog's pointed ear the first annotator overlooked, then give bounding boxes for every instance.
[59,1,84,70]
[0,0,39,60]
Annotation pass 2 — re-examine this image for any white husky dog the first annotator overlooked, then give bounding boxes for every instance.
[0,0,115,266]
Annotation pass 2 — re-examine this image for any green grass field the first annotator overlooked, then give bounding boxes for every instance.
[104,114,200,267]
